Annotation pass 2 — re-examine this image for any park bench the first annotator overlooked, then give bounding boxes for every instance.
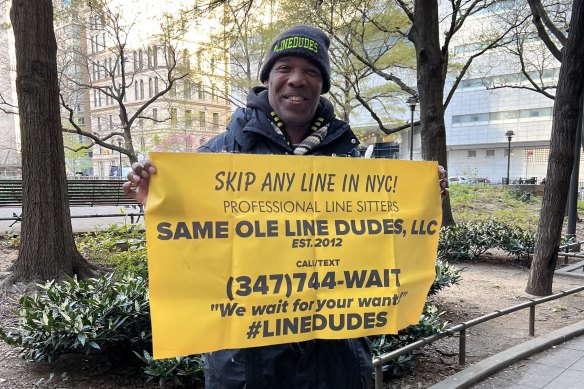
[0,179,143,227]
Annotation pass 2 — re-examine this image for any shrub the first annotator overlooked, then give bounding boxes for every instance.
[437,221,496,261]
[0,272,205,386]
[494,224,535,260]
[429,260,462,295]
[136,351,204,387]
[438,220,536,262]
[0,274,151,363]
[369,303,446,377]
[0,233,20,249]
[76,224,147,276]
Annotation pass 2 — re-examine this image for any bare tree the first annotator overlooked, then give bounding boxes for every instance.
[1,0,95,287]
[301,0,519,226]
[525,0,584,296]
[56,0,189,164]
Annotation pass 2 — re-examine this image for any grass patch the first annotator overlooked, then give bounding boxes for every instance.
[449,184,541,231]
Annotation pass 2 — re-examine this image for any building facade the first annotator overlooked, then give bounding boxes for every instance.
[0,1,20,177]
[443,1,574,184]
[60,0,231,177]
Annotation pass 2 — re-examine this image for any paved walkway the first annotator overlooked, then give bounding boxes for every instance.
[429,320,584,389]
[0,206,144,235]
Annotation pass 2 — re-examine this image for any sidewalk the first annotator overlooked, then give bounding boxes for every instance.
[429,320,584,389]
[0,206,144,235]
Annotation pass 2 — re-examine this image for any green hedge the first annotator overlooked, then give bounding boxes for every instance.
[438,220,535,261]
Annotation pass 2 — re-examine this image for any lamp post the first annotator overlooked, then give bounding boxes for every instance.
[117,138,123,178]
[406,95,418,160]
[505,130,514,185]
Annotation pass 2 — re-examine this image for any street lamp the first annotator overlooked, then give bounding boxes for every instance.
[406,95,418,160]
[505,130,515,185]
[117,138,123,178]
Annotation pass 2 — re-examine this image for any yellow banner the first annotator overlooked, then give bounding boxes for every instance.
[145,152,442,359]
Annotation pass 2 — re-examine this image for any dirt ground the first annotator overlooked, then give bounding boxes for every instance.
[1,232,584,388]
[390,256,584,388]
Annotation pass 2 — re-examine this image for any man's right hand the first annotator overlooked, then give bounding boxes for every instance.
[122,160,157,206]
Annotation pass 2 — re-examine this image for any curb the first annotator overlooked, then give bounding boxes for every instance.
[428,319,584,389]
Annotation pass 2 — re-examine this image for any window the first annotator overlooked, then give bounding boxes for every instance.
[154,77,159,94]
[185,110,192,128]
[504,149,509,157]
[170,108,177,126]
[461,79,484,89]
[97,116,101,130]
[139,50,144,69]
[467,150,477,158]
[140,79,144,99]
[486,149,495,157]
[184,80,191,99]
[170,82,176,97]
[148,47,152,68]
[133,51,138,71]
[153,108,158,121]
[135,82,139,101]
[213,112,219,130]
[109,115,113,130]
[149,78,153,98]
[153,46,158,66]
[198,110,206,129]
[183,49,190,69]
[198,83,205,100]
[526,148,549,163]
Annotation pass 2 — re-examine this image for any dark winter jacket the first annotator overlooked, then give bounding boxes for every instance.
[198,88,372,388]
[199,87,361,157]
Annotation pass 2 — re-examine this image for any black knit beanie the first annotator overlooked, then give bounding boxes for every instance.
[260,25,331,94]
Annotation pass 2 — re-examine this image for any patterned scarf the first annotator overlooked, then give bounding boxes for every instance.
[269,111,329,155]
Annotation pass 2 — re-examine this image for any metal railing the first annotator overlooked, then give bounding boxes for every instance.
[373,284,584,388]
[373,243,584,389]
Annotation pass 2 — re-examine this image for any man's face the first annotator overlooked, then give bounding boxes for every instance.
[265,56,323,132]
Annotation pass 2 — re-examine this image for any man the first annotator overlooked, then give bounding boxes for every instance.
[125,25,447,388]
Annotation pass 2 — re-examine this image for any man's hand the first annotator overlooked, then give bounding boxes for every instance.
[439,165,449,200]
[122,160,157,206]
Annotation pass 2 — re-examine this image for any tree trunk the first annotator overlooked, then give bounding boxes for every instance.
[410,0,454,226]
[526,0,584,296]
[5,0,94,285]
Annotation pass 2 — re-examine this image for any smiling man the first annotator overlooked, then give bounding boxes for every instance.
[125,25,448,388]
[197,25,361,158]
[196,25,371,388]
[127,26,370,388]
